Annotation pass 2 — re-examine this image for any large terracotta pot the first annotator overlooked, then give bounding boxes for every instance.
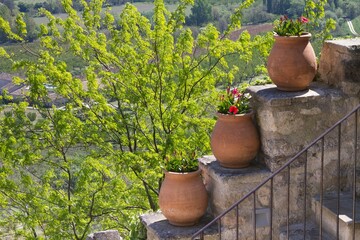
[267,33,317,91]
[159,169,208,226]
[211,111,260,168]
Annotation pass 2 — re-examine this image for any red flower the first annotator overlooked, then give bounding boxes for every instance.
[231,88,239,96]
[229,105,239,114]
[274,15,310,36]
[299,16,309,23]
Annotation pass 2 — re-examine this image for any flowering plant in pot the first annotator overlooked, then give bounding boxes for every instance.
[273,15,309,36]
[211,85,260,168]
[165,156,199,173]
[159,153,208,226]
[267,15,317,91]
[217,86,251,115]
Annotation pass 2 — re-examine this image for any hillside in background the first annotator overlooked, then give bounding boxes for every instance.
[0,0,359,74]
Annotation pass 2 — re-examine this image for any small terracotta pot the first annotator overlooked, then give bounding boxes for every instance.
[159,169,208,226]
[210,111,260,168]
[267,33,317,91]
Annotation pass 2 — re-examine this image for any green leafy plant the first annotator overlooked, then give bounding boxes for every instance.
[166,157,199,173]
[273,15,309,36]
[0,0,272,238]
[165,151,199,172]
[217,86,251,115]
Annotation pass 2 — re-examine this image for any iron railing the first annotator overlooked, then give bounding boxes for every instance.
[192,104,360,239]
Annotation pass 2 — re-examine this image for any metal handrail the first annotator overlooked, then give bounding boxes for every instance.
[192,104,360,239]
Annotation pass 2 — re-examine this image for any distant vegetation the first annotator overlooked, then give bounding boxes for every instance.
[0,0,359,44]
[0,0,351,239]
[0,0,358,74]
[1,0,358,73]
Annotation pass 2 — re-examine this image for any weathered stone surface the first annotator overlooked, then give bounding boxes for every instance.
[312,192,360,240]
[199,156,271,238]
[140,212,218,240]
[279,222,335,240]
[248,82,358,172]
[317,38,360,96]
[86,230,122,240]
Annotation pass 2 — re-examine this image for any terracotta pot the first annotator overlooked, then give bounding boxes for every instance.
[267,33,317,91]
[210,111,260,168]
[159,169,208,226]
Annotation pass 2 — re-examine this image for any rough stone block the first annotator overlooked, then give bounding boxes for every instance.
[140,212,218,240]
[317,38,360,96]
[248,83,358,172]
[199,155,271,238]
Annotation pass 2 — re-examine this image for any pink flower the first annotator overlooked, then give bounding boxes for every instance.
[299,16,309,23]
[229,105,239,114]
[231,88,238,96]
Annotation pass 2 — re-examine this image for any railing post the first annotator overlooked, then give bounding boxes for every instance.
[320,137,325,239]
[287,166,290,239]
[253,193,256,240]
[303,151,308,239]
[352,110,358,240]
[270,178,273,240]
[337,124,342,239]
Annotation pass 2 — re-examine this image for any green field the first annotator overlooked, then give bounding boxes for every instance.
[0,42,86,74]
[33,3,187,25]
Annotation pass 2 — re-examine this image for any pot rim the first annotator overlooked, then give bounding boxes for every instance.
[273,32,312,38]
[164,168,201,175]
[216,110,253,118]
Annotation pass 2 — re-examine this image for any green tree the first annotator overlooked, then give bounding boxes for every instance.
[0,3,11,43]
[186,0,212,26]
[263,0,291,14]
[0,0,335,238]
[344,2,360,19]
[23,13,38,42]
[0,0,269,239]
[18,2,33,12]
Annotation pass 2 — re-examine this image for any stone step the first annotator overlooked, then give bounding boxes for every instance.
[140,212,218,240]
[199,155,271,224]
[311,191,360,240]
[279,222,335,240]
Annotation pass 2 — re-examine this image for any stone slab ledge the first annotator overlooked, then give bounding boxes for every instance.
[140,212,218,240]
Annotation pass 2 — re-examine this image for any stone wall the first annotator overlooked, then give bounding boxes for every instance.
[200,38,360,239]
[248,82,356,172]
[317,38,360,97]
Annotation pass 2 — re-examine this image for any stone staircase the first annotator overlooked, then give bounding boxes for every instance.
[311,192,360,240]
[141,39,360,239]
[279,222,336,240]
